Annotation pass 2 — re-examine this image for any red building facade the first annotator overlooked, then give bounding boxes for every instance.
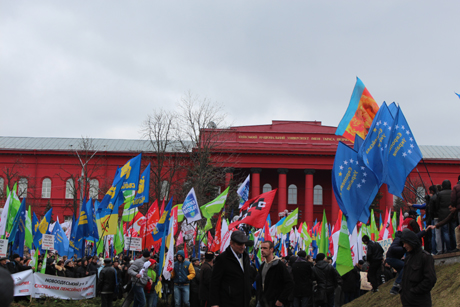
[1,120,460,225]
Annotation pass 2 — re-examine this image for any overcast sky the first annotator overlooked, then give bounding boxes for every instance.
[1,1,459,146]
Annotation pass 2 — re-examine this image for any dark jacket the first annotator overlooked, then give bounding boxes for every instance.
[451,180,460,210]
[87,261,99,276]
[76,265,87,278]
[54,265,66,277]
[209,246,255,307]
[386,231,405,259]
[400,229,436,307]
[428,193,438,219]
[199,261,212,301]
[313,260,341,292]
[291,257,314,297]
[435,209,458,228]
[7,260,30,274]
[341,265,361,293]
[366,240,384,262]
[436,181,452,221]
[98,265,117,294]
[65,266,76,278]
[190,265,201,293]
[256,256,294,307]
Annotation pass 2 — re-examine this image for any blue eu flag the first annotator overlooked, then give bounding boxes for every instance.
[332,142,380,228]
[384,107,423,198]
[353,134,364,152]
[358,102,394,185]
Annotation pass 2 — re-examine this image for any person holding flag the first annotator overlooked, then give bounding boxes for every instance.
[128,250,152,307]
[361,235,384,293]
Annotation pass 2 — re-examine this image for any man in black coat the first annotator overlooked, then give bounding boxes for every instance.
[209,230,255,307]
[341,262,361,304]
[98,259,118,307]
[255,241,294,307]
[199,252,214,307]
[362,235,384,292]
[291,250,314,307]
[312,253,341,307]
[190,257,201,307]
[400,229,436,307]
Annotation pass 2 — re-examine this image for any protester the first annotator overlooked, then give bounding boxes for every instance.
[199,252,214,307]
[427,185,442,254]
[312,253,341,307]
[0,257,8,271]
[361,235,384,292]
[65,260,76,278]
[401,210,420,233]
[98,258,118,307]
[76,258,88,277]
[209,230,255,307]
[341,260,361,304]
[171,250,196,307]
[291,250,314,307]
[435,179,456,252]
[427,203,460,251]
[190,257,201,307]
[256,241,294,307]
[7,253,31,274]
[400,229,437,307]
[144,259,160,307]
[0,267,14,307]
[113,259,123,300]
[54,259,66,277]
[88,255,100,276]
[128,250,151,307]
[385,230,405,294]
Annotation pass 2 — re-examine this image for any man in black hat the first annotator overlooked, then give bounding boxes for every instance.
[7,254,31,274]
[98,258,118,307]
[209,230,255,307]
[190,257,201,307]
[200,252,214,307]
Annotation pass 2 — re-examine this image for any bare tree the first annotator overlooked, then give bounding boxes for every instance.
[140,109,186,213]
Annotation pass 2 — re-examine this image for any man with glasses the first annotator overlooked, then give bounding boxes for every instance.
[209,230,255,307]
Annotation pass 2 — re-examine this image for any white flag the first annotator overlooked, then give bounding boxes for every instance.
[163,209,177,280]
[0,193,11,237]
[349,225,359,265]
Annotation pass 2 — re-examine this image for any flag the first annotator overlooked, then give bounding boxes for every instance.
[32,212,39,237]
[358,102,394,185]
[33,208,52,249]
[392,211,397,239]
[41,250,48,274]
[383,106,423,198]
[237,175,250,208]
[332,142,380,228]
[0,191,10,238]
[163,206,177,280]
[353,134,364,152]
[336,215,354,276]
[130,164,151,209]
[300,223,312,247]
[25,206,33,249]
[120,154,142,202]
[143,200,160,249]
[151,197,173,241]
[318,210,328,255]
[210,214,222,252]
[7,184,22,235]
[229,189,277,229]
[98,168,124,213]
[176,231,184,247]
[78,198,93,238]
[370,209,378,241]
[9,198,26,256]
[264,221,272,242]
[201,187,229,219]
[52,217,69,256]
[456,92,460,99]
[182,188,202,223]
[32,249,39,271]
[336,77,379,143]
[349,225,359,265]
[379,208,393,240]
[114,220,124,254]
[122,203,138,223]
[279,208,298,234]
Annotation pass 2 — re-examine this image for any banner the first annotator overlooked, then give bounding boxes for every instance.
[42,234,55,250]
[377,238,393,257]
[124,236,142,251]
[12,269,35,297]
[0,239,8,257]
[182,188,201,223]
[33,273,96,300]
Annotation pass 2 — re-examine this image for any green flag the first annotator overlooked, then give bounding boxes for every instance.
[25,206,33,249]
[301,222,312,248]
[31,249,39,271]
[280,208,298,234]
[122,202,138,222]
[370,209,378,241]
[41,250,48,274]
[336,215,354,276]
[114,220,124,254]
[200,187,229,219]
[204,218,212,232]
[7,183,21,234]
[392,211,397,239]
[174,204,184,223]
[318,210,329,255]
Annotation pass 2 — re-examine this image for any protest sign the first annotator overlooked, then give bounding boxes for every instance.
[360,272,373,290]
[42,234,55,250]
[377,238,393,258]
[33,273,96,300]
[12,269,35,296]
[124,236,142,251]
[0,239,8,257]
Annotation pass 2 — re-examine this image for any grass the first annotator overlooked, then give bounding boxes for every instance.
[345,262,460,307]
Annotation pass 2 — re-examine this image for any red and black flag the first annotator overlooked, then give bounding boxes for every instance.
[229,189,277,229]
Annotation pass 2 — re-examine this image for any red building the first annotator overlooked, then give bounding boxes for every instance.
[1,120,459,225]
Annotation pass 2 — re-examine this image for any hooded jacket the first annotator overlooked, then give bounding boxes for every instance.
[313,260,341,292]
[400,229,436,307]
[171,250,195,284]
[291,256,314,297]
[128,256,150,286]
[256,256,294,307]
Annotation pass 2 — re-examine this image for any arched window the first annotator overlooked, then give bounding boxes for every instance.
[160,180,169,200]
[288,184,297,204]
[18,178,28,198]
[313,185,323,205]
[263,183,272,193]
[65,178,74,199]
[89,179,99,199]
[42,178,51,198]
[0,177,4,196]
